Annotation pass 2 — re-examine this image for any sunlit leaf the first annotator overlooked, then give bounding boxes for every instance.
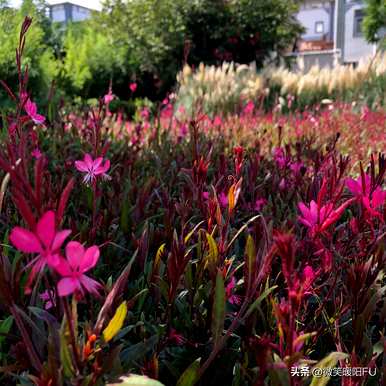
[211,270,225,346]
[103,301,128,342]
[176,357,201,386]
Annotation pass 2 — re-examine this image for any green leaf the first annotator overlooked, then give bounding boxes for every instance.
[120,199,130,233]
[106,374,165,386]
[176,357,201,386]
[205,232,218,275]
[120,335,158,364]
[244,285,278,319]
[310,352,349,386]
[0,316,13,345]
[60,318,75,378]
[245,234,256,293]
[211,270,225,346]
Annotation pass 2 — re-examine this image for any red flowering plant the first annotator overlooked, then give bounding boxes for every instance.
[0,17,385,386]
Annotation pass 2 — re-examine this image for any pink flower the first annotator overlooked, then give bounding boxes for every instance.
[40,289,56,310]
[225,277,242,305]
[302,265,314,292]
[24,99,45,125]
[203,191,228,208]
[273,147,287,169]
[53,241,101,297]
[290,161,304,176]
[254,198,267,211]
[346,174,386,217]
[104,89,114,105]
[218,192,228,208]
[129,82,137,93]
[243,101,254,115]
[32,147,42,160]
[168,328,187,345]
[140,107,150,120]
[298,199,354,236]
[213,115,222,126]
[10,211,71,291]
[75,153,111,185]
[179,123,188,137]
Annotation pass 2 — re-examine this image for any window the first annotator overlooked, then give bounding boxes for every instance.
[353,9,365,37]
[315,21,324,34]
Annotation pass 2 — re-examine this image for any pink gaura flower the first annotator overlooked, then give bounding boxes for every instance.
[290,161,304,176]
[10,211,71,291]
[53,241,101,297]
[40,289,56,310]
[298,198,354,236]
[213,115,222,126]
[168,328,187,345]
[273,147,287,169]
[302,265,315,293]
[32,147,42,160]
[226,277,242,305]
[129,82,137,93]
[179,123,188,137]
[254,198,267,211]
[103,89,114,105]
[75,153,111,185]
[203,191,228,208]
[24,99,45,125]
[346,174,386,217]
[243,101,254,115]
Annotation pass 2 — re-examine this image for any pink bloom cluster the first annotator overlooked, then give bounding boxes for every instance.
[24,98,45,125]
[10,211,100,297]
[346,174,386,218]
[298,198,354,237]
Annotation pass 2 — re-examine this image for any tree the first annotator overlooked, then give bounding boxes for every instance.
[0,0,58,104]
[94,0,303,99]
[186,0,303,67]
[363,0,386,44]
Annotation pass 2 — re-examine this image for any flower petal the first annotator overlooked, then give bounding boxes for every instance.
[65,241,85,270]
[95,159,110,175]
[52,256,72,276]
[57,277,80,296]
[47,253,61,267]
[298,202,311,223]
[93,157,103,169]
[84,154,94,169]
[32,114,45,124]
[36,211,56,249]
[80,245,100,272]
[79,274,101,295]
[75,160,89,172]
[52,230,71,251]
[10,227,42,253]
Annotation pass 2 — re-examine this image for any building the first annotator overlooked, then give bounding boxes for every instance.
[48,2,93,23]
[290,0,381,70]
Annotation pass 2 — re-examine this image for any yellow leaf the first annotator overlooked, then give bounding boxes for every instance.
[103,301,127,342]
[205,232,218,275]
[154,243,165,272]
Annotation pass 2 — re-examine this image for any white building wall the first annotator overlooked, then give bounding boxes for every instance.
[297,6,331,40]
[344,2,376,63]
[72,5,91,22]
[51,4,66,22]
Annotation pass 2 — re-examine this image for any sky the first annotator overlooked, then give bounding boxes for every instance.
[10,0,102,11]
